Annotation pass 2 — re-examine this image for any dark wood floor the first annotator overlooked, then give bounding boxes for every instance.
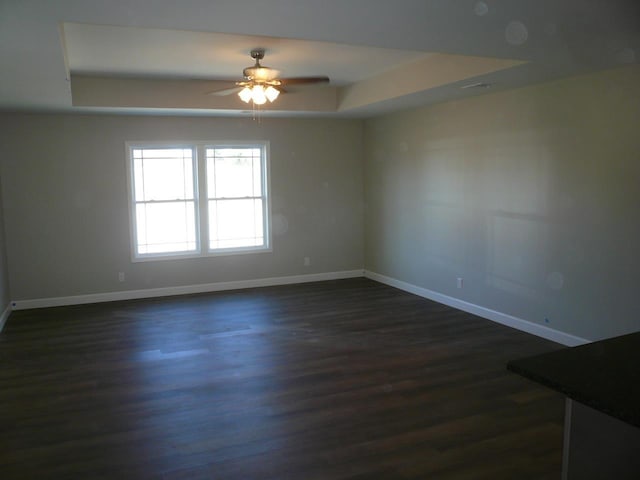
[0,278,565,479]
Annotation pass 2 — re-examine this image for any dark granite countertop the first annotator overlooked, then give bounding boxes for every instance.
[507,332,640,428]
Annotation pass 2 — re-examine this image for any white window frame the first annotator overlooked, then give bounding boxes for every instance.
[126,141,271,262]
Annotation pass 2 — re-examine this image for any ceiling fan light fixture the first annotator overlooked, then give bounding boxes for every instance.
[265,85,280,102]
[238,86,253,103]
[238,84,280,105]
[250,85,267,105]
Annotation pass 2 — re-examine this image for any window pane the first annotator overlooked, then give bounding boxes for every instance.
[134,148,194,201]
[253,155,262,196]
[207,147,262,199]
[136,201,197,254]
[209,198,264,249]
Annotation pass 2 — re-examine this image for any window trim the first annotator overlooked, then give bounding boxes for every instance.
[125,140,272,262]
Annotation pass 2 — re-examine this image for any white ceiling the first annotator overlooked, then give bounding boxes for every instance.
[0,0,638,117]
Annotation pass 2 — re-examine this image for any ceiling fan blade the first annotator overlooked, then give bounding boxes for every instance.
[278,76,330,86]
[207,86,243,96]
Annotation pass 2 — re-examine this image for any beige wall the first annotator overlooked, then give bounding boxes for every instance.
[1,66,638,343]
[0,114,364,301]
[364,65,640,341]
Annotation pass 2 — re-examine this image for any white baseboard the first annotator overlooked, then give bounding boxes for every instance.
[9,269,591,347]
[0,303,11,332]
[11,269,365,311]
[364,270,589,347]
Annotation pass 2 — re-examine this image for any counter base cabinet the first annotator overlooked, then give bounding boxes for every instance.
[563,399,640,479]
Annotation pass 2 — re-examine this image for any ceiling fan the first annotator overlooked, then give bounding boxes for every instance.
[210,48,330,105]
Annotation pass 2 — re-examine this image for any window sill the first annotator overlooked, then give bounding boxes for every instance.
[132,246,272,263]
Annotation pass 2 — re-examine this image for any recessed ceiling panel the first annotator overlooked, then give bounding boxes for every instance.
[63,23,431,85]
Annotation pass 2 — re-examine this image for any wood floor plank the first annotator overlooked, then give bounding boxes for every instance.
[0,278,564,479]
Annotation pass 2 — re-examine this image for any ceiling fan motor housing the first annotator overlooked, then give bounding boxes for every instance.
[243,48,278,82]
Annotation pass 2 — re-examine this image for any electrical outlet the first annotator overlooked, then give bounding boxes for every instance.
[456,277,463,289]
[303,257,311,267]
[118,272,125,282]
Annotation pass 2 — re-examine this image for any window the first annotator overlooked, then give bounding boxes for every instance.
[130,147,198,256]
[127,142,270,260]
[206,147,266,250]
